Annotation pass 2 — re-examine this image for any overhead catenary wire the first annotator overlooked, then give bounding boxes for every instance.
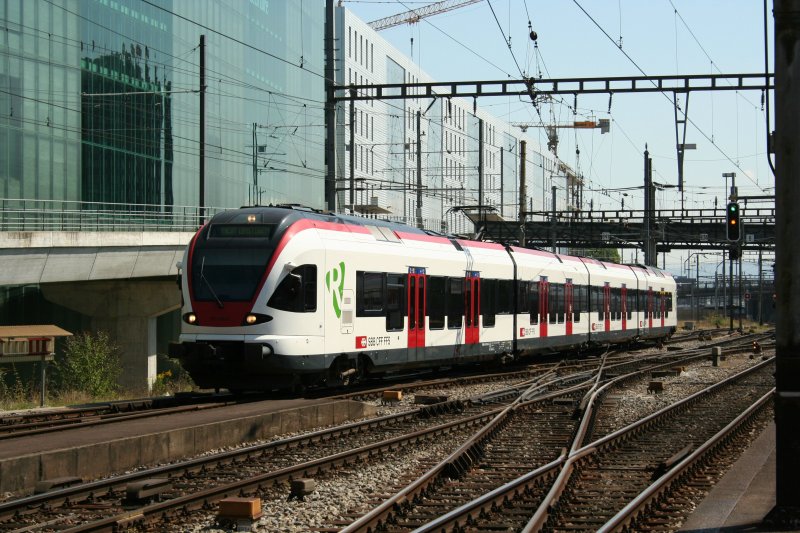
[572,0,764,190]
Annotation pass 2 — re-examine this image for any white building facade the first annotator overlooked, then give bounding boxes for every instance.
[335,8,574,236]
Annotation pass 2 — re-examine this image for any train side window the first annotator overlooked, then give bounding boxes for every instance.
[447,277,464,329]
[573,285,586,322]
[611,288,621,321]
[557,284,565,323]
[518,281,529,315]
[626,290,636,319]
[655,290,662,319]
[636,289,647,317]
[386,274,405,331]
[268,265,317,313]
[529,282,539,325]
[591,286,603,316]
[498,280,513,314]
[549,283,562,324]
[356,271,385,317]
[428,276,446,329]
[303,266,317,312]
[482,279,496,327]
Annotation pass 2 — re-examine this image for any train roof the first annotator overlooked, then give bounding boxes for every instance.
[216,204,437,236]
[213,206,674,281]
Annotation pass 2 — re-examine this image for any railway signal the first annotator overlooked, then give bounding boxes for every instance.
[726,202,741,241]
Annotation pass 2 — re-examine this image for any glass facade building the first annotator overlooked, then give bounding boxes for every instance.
[0,0,326,210]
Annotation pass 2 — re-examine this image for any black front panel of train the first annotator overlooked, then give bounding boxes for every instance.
[190,224,275,303]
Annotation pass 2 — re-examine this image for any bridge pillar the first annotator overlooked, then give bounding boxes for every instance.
[41,280,180,392]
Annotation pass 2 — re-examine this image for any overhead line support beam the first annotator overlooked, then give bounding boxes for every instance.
[334,73,773,102]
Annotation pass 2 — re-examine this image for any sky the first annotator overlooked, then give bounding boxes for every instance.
[343,0,775,276]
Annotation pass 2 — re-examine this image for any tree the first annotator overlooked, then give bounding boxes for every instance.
[572,248,622,264]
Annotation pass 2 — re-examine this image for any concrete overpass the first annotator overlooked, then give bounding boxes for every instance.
[0,230,195,389]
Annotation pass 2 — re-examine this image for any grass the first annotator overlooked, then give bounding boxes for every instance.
[677,311,773,333]
[0,358,197,413]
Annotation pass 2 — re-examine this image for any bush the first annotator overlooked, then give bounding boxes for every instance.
[151,354,196,396]
[0,365,35,409]
[56,331,121,398]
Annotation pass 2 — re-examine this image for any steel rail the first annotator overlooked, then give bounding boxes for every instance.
[596,388,774,532]
[520,356,775,532]
[340,337,770,532]
[0,402,459,522]
[406,345,772,532]
[60,406,508,532]
[337,382,595,533]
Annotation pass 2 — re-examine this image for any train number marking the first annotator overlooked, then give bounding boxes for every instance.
[355,335,391,349]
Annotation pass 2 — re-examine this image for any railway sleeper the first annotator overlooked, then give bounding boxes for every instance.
[123,478,172,505]
[33,476,82,494]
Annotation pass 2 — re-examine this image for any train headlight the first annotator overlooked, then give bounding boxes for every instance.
[183,312,198,325]
[242,313,273,326]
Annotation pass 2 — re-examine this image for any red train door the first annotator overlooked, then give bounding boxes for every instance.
[407,270,426,357]
[565,281,574,335]
[539,279,549,338]
[464,273,480,344]
[648,288,654,329]
[660,289,666,328]
[621,286,628,331]
[604,283,611,332]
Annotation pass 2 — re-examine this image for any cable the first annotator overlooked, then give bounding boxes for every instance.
[486,0,524,77]
[393,0,513,78]
[139,0,322,81]
[573,0,764,190]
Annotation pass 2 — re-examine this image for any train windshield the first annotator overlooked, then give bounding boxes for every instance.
[190,247,272,302]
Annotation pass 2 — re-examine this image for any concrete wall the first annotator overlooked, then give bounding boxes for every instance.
[0,231,193,390]
[41,280,181,391]
[0,231,194,285]
[0,400,378,496]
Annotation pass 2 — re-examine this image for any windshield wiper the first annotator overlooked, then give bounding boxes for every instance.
[200,257,224,309]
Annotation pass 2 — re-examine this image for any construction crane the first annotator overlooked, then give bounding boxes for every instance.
[368,0,483,31]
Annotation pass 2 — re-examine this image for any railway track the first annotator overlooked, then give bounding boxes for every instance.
[391,359,773,533]
[0,328,735,441]
[0,332,770,532]
[0,395,241,440]
[0,358,604,531]
[325,337,771,533]
[527,359,774,532]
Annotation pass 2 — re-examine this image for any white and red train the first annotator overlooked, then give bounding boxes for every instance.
[169,205,677,392]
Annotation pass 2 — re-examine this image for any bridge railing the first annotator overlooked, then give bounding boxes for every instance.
[526,207,776,224]
[0,199,226,232]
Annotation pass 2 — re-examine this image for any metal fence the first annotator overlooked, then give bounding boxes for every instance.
[0,199,448,234]
[0,199,224,232]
